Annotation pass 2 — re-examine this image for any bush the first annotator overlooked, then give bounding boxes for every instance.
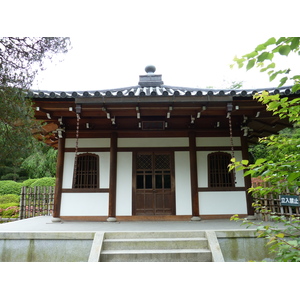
[30,177,56,187]
[0,203,20,217]
[1,173,19,181]
[0,194,19,204]
[0,181,22,195]
[0,203,20,209]
[22,178,38,187]
[1,206,19,218]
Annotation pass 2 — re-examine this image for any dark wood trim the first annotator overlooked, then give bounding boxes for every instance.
[65,148,110,152]
[62,188,109,193]
[60,215,192,222]
[65,146,243,153]
[196,146,242,151]
[198,187,246,192]
[60,214,246,221]
[199,214,248,220]
[241,136,254,215]
[53,136,65,218]
[189,131,200,217]
[108,132,117,218]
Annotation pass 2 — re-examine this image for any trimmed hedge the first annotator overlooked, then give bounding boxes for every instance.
[0,181,22,196]
[0,194,19,204]
[0,203,19,218]
[30,177,56,187]
[22,178,39,187]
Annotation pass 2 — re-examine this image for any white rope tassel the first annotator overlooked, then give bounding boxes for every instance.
[228,112,235,159]
[228,112,237,184]
[73,114,80,185]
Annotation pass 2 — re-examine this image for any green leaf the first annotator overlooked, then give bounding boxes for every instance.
[255,158,267,165]
[255,44,267,52]
[292,84,300,93]
[276,233,285,238]
[276,37,287,45]
[278,45,291,56]
[243,51,258,59]
[257,52,271,62]
[290,37,300,51]
[246,59,256,71]
[287,172,300,182]
[279,76,288,87]
[264,37,276,47]
[242,160,249,165]
[261,62,276,72]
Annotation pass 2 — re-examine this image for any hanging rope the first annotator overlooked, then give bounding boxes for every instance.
[228,112,237,184]
[228,112,235,159]
[72,113,80,186]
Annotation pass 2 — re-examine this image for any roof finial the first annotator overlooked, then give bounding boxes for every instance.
[145,65,156,74]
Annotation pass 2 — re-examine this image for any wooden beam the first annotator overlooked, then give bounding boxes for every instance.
[241,136,254,216]
[53,135,65,220]
[108,132,117,221]
[189,131,200,220]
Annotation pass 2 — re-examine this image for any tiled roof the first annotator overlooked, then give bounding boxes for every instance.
[28,65,298,99]
[28,85,296,99]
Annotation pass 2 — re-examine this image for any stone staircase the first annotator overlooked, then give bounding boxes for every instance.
[88,231,224,262]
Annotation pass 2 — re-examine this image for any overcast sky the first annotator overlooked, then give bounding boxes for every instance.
[4,1,299,92]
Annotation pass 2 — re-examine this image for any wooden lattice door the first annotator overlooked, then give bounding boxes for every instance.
[133,152,175,215]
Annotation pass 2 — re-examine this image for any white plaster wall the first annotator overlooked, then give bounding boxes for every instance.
[174,152,192,215]
[199,191,247,215]
[60,193,109,216]
[197,151,245,187]
[65,138,110,148]
[116,152,133,216]
[196,137,241,147]
[118,137,189,148]
[62,152,110,189]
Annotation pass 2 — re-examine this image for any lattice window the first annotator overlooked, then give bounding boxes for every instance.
[137,154,152,170]
[73,153,99,189]
[155,154,171,170]
[208,152,234,188]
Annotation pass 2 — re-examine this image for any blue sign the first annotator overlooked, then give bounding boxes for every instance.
[280,195,300,207]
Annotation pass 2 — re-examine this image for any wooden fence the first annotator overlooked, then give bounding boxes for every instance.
[19,186,54,219]
[251,178,300,220]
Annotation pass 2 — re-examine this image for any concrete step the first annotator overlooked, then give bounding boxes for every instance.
[100,248,212,262]
[104,231,206,239]
[99,231,214,262]
[103,237,208,250]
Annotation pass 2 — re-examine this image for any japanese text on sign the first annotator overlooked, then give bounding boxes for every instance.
[280,195,300,207]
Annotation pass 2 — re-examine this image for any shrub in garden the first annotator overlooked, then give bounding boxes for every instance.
[0,203,20,218]
[0,173,20,181]
[22,178,38,187]
[30,177,56,187]
[0,181,22,195]
[1,206,19,218]
[0,194,19,204]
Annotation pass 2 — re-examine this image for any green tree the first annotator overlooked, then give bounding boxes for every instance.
[230,37,300,261]
[0,37,71,160]
[21,143,57,178]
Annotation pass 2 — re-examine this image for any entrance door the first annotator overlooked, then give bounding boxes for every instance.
[133,152,175,215]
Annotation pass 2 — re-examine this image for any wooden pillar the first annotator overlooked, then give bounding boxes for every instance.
[241,137,255,216]
[189,131,201,221]
[52,134,65,222]
[107,132,117,222]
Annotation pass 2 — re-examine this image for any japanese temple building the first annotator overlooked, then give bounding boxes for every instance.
[30,66,294,222]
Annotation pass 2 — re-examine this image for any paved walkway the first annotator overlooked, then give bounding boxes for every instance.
[0,216,276,232]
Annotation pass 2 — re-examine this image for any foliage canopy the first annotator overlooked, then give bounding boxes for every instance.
[230,37,300,261]
[0,37,71,160]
